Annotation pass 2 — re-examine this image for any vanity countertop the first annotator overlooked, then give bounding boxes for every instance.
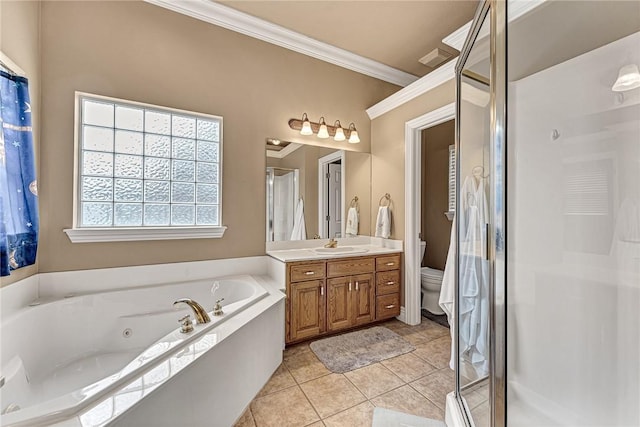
[266,236,403,263]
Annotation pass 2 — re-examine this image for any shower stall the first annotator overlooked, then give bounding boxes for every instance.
[450,1,640,426]
[265,167,299,242]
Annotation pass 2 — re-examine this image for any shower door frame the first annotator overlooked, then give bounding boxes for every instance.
[454,1,507,426]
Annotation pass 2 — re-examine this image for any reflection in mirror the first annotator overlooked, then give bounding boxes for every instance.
[266,140,371,242]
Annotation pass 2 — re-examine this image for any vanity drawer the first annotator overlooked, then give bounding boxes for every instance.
[376,270,400,295]
[289,262,326,281]
[376,293,400,319]
[376,254,401,271]
[327,257,375,278]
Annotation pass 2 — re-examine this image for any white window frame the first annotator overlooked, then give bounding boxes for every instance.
[64,92,226,243]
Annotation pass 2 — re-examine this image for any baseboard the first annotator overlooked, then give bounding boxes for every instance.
[397,306,407,323]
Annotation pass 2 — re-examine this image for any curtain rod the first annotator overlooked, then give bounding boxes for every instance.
[0,51,27,77]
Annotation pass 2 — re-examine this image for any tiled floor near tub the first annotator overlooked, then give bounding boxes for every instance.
[233,318,454,427]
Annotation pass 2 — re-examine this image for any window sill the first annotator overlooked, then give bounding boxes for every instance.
[63,226,227,243]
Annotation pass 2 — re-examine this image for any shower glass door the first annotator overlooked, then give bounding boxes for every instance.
[455,2,494,426]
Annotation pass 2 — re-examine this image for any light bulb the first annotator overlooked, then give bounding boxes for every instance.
[317,117,329,139]
[348,129,360,144]
[300,119,313,135]
[333,120,345,141]
[612,64,640,92]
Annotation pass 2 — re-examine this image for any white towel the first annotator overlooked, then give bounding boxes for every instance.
[374,206,391,238]
[345,207,359,236]
[290,198,306,240]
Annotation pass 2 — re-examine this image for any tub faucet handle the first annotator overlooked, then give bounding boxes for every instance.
[178,314,194,334]
[213,298,224,316]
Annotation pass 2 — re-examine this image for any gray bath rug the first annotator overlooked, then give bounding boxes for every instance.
[372,408,446,427]
[309,326,415,373]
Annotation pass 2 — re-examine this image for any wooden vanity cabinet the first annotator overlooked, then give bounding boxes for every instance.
[286,261,326,342]
[285,253,402,344]
[327,273,375,332]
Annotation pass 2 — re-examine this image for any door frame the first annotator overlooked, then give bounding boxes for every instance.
[403,102,456,325]
[318,150,346,238]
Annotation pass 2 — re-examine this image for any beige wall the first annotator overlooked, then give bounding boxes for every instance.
[421,120,454,271]
[0,1,41,287]
[38,1,397,272]
[370,79,455,240]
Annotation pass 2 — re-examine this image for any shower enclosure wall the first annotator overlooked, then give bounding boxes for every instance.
[451,1,640,426]
[265,167,299,242]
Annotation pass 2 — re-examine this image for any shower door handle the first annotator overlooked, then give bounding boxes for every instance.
[486,223,490,260]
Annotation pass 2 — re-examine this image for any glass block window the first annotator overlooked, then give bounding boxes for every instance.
[77,94,221,228]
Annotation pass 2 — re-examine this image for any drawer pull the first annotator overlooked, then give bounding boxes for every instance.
[349,281,352,292]
[355,281,359,291]
[320,286,324,296]
[304,271,315,275]
[385,262,395,266]
[386,281,395,285]
[385,304,395,309]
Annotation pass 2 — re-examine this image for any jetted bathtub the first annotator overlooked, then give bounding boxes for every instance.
[0,273,284,427]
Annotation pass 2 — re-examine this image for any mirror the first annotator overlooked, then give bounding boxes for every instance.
[266,140,371,241]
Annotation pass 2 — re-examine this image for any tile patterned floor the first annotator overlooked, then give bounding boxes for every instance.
[233,318,453,427]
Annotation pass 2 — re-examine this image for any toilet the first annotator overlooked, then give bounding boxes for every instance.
[420,241,445,315]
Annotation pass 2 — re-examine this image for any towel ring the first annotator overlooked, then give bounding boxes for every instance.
[349,196,359,211]
[379,193,391,207]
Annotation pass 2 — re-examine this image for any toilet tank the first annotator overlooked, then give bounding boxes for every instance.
[420,241,426,262]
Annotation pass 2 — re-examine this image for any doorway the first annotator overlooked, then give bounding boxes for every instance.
[404,103,455,325]
[318,150,346,239]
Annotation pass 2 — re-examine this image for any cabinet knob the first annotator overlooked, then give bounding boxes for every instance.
[304,271,315,275]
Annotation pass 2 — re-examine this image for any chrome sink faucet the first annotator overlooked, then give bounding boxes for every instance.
[173,298,211,324]
[324,238,338,248]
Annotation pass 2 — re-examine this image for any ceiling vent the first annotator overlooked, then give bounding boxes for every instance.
[419,48,454,68]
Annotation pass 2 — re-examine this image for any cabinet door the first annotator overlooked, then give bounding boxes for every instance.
[290,280,325,342]
[327,277,351,332]
[352,273,375,326]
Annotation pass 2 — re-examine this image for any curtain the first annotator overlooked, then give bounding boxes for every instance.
[0,70,38,276]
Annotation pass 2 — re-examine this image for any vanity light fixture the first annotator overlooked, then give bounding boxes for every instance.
[333,120,346,141]
[300,113,313,135]
[612,64,640,92]
[287,114,359,143]
[317,117,329,139]
[347,123,360,144]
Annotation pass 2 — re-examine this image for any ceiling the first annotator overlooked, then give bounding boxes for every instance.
[218,1,479,78]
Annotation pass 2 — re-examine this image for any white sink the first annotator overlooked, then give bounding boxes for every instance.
[312,247,369,255]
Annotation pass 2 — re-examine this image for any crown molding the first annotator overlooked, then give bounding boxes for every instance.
[366,60,456,120]
[367,0,548,119]
[266,143,302,159]
[442,0,547,51]
[144,0,418,87]
[442,22,472,51]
